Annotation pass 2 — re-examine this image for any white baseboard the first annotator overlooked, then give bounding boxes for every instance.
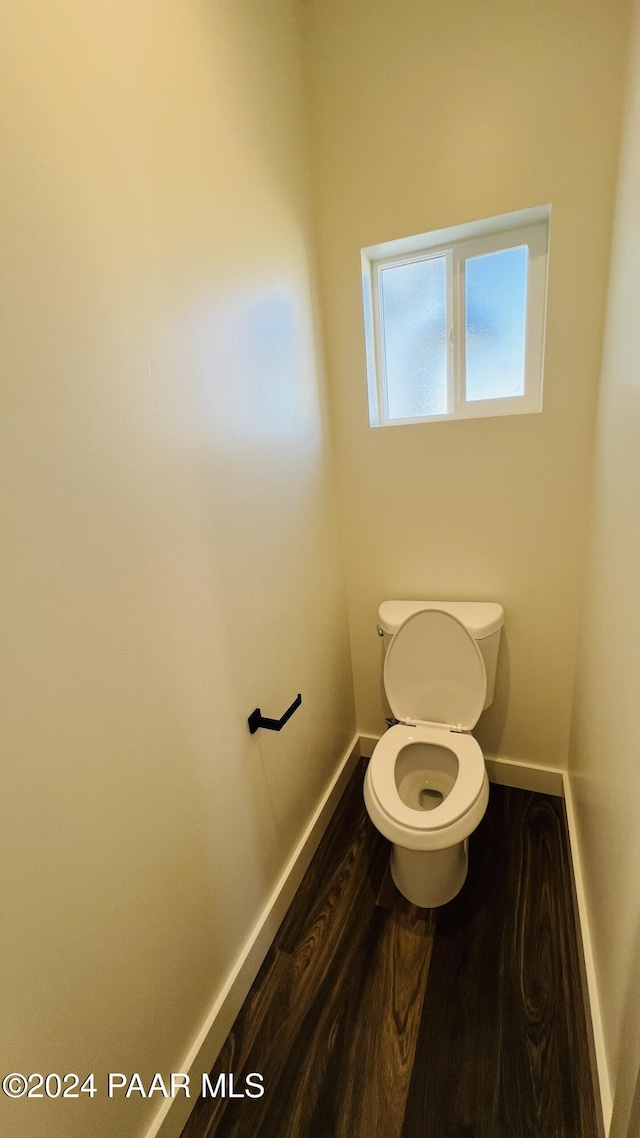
[144,733,362,1138]
[484,755,564,796]
[562,771,611,1135]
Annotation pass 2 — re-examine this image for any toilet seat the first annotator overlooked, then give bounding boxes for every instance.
[365,609,490,853]
[364,723,488,851]
[384,608,487,730]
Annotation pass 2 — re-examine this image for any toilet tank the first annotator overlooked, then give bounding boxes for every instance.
[377,600,504,710]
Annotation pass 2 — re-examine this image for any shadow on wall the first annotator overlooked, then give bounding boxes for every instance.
[377,632,387,722]
[609,907,640,1138]
[621,1083,640,1138]
[474,629,510,759]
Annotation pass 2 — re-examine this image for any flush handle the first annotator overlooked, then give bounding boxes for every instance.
[248,693,302,735]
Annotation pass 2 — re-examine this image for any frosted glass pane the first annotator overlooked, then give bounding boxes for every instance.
[465,246,527,402]
[380,256,447,419]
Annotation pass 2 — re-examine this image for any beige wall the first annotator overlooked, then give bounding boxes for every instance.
[303,0,631,766]
[568,5,640,1134]
[0,3,354,1136]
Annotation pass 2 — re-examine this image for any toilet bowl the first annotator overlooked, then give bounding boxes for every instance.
[364,724,489,906]
[364,603,503,908]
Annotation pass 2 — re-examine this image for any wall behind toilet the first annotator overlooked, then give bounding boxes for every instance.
[302,0,632,766]
[0,3,354,1137]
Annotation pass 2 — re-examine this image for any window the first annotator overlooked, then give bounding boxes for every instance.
[361,206,550,426]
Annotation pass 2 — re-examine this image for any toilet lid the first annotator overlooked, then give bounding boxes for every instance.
[384,608,487,731]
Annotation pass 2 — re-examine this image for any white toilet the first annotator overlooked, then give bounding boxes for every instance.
[364,600,504,908]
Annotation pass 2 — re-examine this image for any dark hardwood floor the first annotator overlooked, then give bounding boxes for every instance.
[181,760,600,1138]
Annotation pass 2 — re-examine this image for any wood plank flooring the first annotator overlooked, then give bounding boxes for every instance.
[181,761,600,1138]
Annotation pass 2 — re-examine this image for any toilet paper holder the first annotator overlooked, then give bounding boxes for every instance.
[248,693,302,735]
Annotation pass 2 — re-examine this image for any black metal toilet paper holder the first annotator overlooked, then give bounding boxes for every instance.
[248,693,302,735]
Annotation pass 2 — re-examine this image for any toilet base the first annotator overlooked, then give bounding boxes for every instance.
[390,838,468,908]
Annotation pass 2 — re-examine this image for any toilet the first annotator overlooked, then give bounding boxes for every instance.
[364,601,504,908]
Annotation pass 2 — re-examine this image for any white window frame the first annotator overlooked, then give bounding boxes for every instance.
[361,205,550,427]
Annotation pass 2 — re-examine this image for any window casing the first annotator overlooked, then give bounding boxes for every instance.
[361,206,550,427]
